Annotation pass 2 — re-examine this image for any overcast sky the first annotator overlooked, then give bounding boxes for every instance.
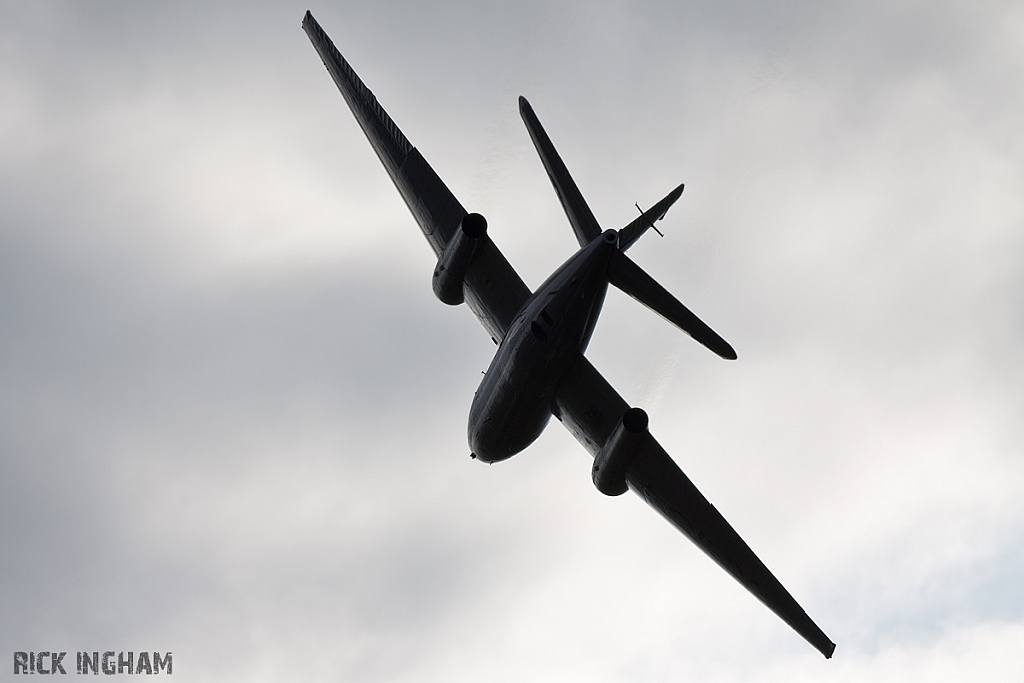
[2,1,1023,681]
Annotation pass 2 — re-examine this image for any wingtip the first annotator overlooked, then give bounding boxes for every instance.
[518,95,532,114]
[707,336,737,360]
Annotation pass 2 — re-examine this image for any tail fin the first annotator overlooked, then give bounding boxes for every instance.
[618,184,684,251]
[519,97,603,247]
[609,251,737,360]
[518,95,733,359]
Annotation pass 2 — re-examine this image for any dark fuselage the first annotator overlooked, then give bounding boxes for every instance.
[469,230,619,462]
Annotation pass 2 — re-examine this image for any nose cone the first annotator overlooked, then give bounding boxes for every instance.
[469,421,515,463]
[469,398,553,463]
[602,228,619,246]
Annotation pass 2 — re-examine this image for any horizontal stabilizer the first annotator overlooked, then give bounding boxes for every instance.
[519,97,603,248]
[608,252,736,360]
[618,184,684,251]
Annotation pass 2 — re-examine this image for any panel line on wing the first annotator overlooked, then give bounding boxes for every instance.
[303,11,413,174]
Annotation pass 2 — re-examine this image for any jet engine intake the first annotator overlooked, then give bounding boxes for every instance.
[592,407,649,496]
[433,213,487,305]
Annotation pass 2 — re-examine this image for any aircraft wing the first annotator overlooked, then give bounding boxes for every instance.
[302,11,530,343]
[554,355,836,658]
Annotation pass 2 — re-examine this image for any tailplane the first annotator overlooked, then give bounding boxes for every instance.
[519,97,603,248]
[608,250,737,360]
[518,95,734,359]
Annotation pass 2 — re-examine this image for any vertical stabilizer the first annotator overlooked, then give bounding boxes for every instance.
[618,184,685,251]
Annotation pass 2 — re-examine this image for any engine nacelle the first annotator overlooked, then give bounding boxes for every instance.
[432,213,487,305]
[592,407,649,496]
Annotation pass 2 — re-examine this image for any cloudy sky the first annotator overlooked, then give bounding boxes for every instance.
[2,1,1023,681]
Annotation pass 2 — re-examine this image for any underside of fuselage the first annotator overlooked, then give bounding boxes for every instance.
[469,230,619,462]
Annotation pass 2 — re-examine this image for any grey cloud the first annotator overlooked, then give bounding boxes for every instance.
[2,1,1023,681]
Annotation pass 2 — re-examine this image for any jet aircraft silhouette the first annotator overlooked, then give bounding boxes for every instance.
[302,11,835,659]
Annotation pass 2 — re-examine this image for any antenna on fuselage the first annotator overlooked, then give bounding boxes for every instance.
[635,202,665,237]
